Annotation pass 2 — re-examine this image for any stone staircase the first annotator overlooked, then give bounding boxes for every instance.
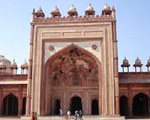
[21,116,150,120]
[21,115,125,120]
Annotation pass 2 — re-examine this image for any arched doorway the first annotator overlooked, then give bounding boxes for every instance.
[91,99,99,115]
[22,97,26,115]
[55,99,60,115]
[120,95,128,116]
[70,96,82,115]
[2,93,18,116]
[133,93,148,116]
[43,44,101,115]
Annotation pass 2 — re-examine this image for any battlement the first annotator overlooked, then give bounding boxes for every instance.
[32,15,114,24]
[31,4,116,23]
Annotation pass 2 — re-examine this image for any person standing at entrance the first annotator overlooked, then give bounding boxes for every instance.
[31,112,35,120]
[67,110,71,119]
[34,112,38,120]
[79,110,83,119]
[60,109,63,115]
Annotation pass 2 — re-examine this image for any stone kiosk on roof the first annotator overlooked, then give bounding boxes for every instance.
[0,4,150,120]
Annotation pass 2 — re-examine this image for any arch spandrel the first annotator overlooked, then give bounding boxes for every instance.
[44,41,101,63]
[44,44,101,87]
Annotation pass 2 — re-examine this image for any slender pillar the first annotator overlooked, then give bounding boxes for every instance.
[26,24,34,115]
[112,21,119,115]
[128,84,133,116]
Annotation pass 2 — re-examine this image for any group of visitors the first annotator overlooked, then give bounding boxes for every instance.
[75,110,83,120]
[59,109,83,120]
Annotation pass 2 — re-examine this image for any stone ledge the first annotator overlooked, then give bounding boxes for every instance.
[21,115,125,120]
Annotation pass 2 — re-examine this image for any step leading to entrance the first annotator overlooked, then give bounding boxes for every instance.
[21,115,125,120]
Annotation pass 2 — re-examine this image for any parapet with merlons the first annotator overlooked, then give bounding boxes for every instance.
[31,4,116,24]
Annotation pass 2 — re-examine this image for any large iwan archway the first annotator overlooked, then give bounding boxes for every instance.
[41,44,101,115]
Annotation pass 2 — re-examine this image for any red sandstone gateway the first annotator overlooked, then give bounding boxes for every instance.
[0,4,150,120]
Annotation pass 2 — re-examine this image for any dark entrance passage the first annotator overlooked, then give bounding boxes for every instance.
[55,99,60,115]
[70,96,82,115]
[133,93,148,116]
[120,95,128,116]
[91,99,99,115]
[2,93,18,116]
[22,97,26,115]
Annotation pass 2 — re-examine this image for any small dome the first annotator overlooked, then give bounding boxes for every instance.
[10,59,18,69]
[135,57,141,64]
[103,4,110,10]
[133,57,143,67]
[121,57,130,67]
[0,55,11,66]
[52,6,60,12]
[123,57,129,64]
[69,5,77,12]
[87,4,94,11]
[36,6,44,13]
[21,59,28,68]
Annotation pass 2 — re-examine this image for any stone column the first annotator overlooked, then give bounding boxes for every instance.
[18,86,23,116]
[128,85,133,116]
[112,21,119,115]
[26,24,34,115]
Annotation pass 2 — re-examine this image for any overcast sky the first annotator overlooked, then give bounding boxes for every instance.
[0,0,149,72]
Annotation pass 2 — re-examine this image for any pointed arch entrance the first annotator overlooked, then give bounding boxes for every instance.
[42,44,101,115]
[2,93,18,116]
[133,93,149,116]
[55,99,60,115]
[91,99,99,115]
[22,97,26,115]
[120,95,128,116]
[70,96,82,114]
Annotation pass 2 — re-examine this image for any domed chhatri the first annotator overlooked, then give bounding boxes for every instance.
[103,3,111,10]
[21,59,28,69]
[34,6,45,18]
[121,57,130,72]
[85,4,95,15]
[102,3,112,16]
[0,55,11,66]
[122,57,130,66]
[68,5,78,16]
[133,57,143,72]
[9,59,18,69]
[51,6,61,17]
[134,57,142,65]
